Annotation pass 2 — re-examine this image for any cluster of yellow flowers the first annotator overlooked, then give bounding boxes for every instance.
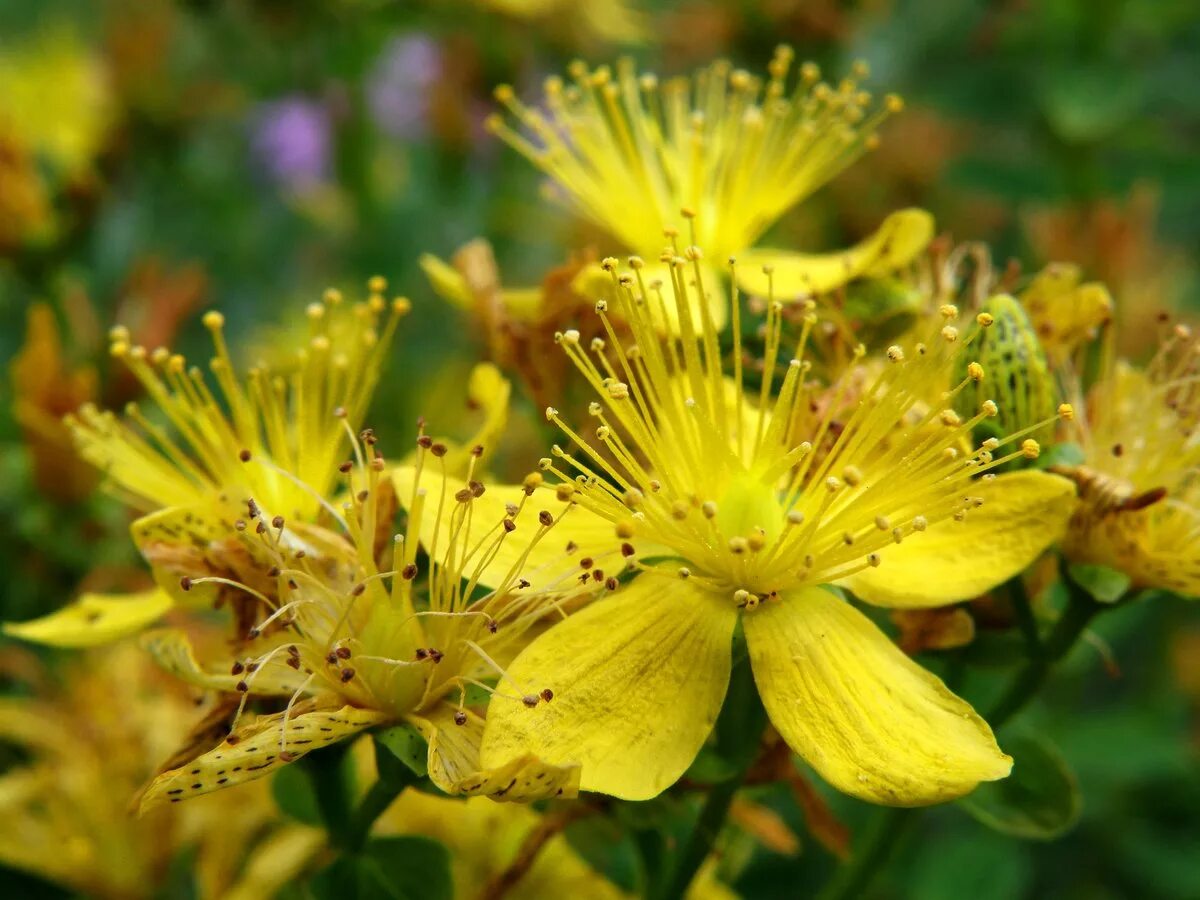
[7,47,1197,898]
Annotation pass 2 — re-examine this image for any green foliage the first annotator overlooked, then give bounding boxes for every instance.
[959,734,1082,840]
[308,836,452,900]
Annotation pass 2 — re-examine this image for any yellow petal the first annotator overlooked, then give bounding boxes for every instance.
[391,465,627,592]
[840,470,1076,608]
[479,577,736,800]
[139,703,388,812]
[140,628,309,697]
[419,252,474,311]
[409,704,580,802]
[3,589,173,647]
[744,587,1011,805]
[435,363,513,477]
[736,209,935,299]
[131,503,228,606]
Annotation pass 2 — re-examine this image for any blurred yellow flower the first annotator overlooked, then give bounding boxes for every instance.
[488,49,933,307]
[0,642,321,899]
[1056,325,1200,597]
[483,0,647,44]
[476,252,1074,805]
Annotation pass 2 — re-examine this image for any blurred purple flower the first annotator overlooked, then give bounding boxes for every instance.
[367,35,441,139]
[250,96,331,189]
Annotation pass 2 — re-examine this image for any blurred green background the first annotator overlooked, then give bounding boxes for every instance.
[1,0,1198,897]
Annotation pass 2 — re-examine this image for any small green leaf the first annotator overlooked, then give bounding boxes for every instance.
[1035,441,1086,471]
[1068,563,1132,604]
[307,837,452,900]
[271,761,322,826]
[374,722,429,781]
[959,733,1082,840]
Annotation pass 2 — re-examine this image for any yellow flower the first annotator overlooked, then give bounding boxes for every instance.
[1019,262,1114,365]
[6,284,408,648]
[482,0,647,44]
[475,252,1074,805]
[0,642,321,900]
[1055,325,1200,596]
[487,48,933,308]
[137,425,622,810]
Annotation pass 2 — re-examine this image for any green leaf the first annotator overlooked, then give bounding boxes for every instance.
[563,815,641,893]
[1035,440,1086,471]
[1067,563,1131,604]
[959,733,1082,840]
[307,837,452,900]
[374,722,429,781]
[272,761,322,826]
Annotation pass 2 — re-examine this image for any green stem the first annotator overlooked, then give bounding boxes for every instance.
[987,577,1103,726]
[817,577,1107,900]
[658,773,747,900]
[300,744,354,850]
[815,807,914,900]
[344,777,404,851]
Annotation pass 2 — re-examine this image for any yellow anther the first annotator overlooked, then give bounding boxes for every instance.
[1058,403,1075,420]
[981,400,999,417]
[976,312,994,327]
[967,362,985,382]
[1021,439,1041,459]
[202,311,225,330]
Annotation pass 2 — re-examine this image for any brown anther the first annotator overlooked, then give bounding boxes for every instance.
[402,563,418,580]
[236,681,249,692]
[428,649,444,663]
[351,583,366,597]
[247,498,260,519]
[357,490,369,502]
[359,428,378,445]
[338,460,354,473]
[415,648,428,660]
[592,569,604,582]
[326,652,339,665]
[455,488,473,503]
[454,711,467,726]
[335,646,351,660]
[231,661,245,675]
[503,519,517,533]
[538,510,554,527]
[620,542,636,557]
[605,577,619,590]
[430,443,447,457]
[471,444,484,457]
[579,557,594,569]
[416,435,433,449]
[272,515,285,529]
[540,689,554,703]
[469,480,486,498]
[238,449,252,462]
[340,668,356,683]
[287,657,301,669]
[180,576,193,591]
[522,695,539,708]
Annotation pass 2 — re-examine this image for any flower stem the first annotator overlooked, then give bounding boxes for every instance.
[816,577,1108,900]
[344,777,404,851]
[658,773,747,900]
[814,807,914,900]
[986,577,1103,726]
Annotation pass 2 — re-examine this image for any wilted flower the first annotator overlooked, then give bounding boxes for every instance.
[1056,323,1200,597]
[476,249,1074,805]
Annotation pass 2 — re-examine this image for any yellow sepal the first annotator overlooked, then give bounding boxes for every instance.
[410,704,580,802]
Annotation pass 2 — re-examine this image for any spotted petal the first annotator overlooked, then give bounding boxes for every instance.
[736,209,935,300]
[4,589,173,648]
[139,702,388,812]
[140,628,308,697]
[840,471,1076,609]
[480,577,736,800]
[744,587,1011,805]
[410,704,579,802]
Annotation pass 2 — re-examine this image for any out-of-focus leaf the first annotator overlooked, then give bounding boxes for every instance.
[1039,66,1144,143]
[1068,563,1132,604]
[307,836,451,900]
[959,734,1081,840]
[563,815,640,894]
[906,826,1033,900]
[374,722,429,781]
[271,762,322,827]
